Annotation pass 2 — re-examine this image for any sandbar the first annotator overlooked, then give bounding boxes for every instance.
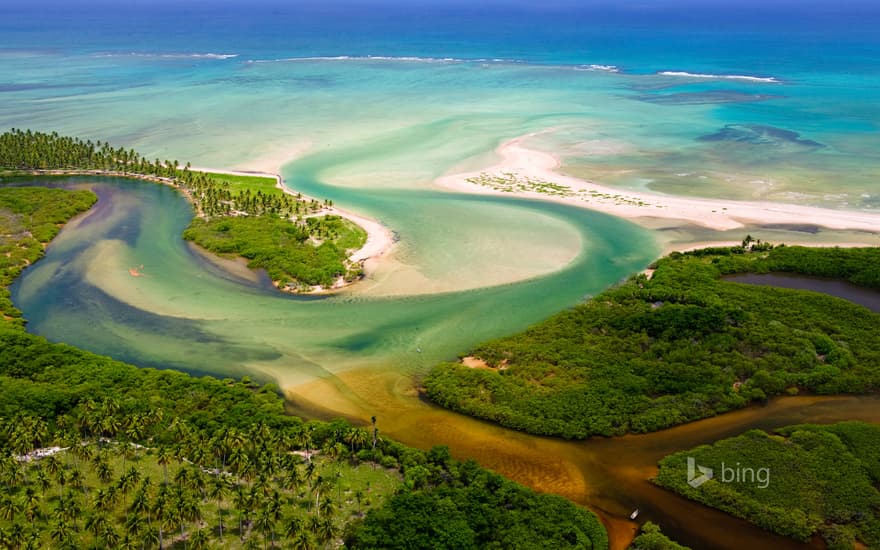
[435,133,880,238]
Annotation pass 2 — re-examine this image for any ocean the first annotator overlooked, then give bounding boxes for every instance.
[2,0,879,207]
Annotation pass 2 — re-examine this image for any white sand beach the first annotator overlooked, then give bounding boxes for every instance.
[435,133,880,236]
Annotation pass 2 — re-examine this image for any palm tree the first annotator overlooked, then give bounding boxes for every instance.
[100,524,121,548]
[298,426,314,462]
[94,486,118,511]
[119,533,140,550]
[152,493,169,549]
[290,529,314,550]
[7,522,26,550]
[95,457,113,484]
[176,489,202,549]
[0,496,22,523]
[233,485,249,541]
[118,466,141,517]
[314,515,336,547]
[124,512,144,538]
[208,474,230,539]
[214,427,245,472]
[345,428,369,454]
[21,488,41,531]
[281,464,302,496]
[319,495,336,518]
[49,519,71,547]
[58,491,81,530]
[34,467,51,499]
[229,446,250,478]
[156,446,172,486]
[190,528,211,550]
[84,512,108,539]
[141,525,160,550]
[310,475,333,513]
[67,467,86,498]
[253,508,275,550]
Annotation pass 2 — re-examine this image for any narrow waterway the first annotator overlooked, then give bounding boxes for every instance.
[726,272,880,313]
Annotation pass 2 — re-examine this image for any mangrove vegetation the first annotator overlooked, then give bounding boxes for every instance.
[654,421,880,548]
[425,243,880,438]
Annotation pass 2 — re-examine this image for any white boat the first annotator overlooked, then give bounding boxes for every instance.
[630,509,639,520]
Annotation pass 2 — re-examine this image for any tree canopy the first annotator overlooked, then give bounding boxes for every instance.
[425,244,880,438]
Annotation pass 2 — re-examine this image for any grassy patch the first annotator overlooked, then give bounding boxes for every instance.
[202,171,282,197]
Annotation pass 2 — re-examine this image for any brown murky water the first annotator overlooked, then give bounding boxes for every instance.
[289,370,880,550]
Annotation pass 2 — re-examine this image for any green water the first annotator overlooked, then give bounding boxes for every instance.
[10,174,657,393]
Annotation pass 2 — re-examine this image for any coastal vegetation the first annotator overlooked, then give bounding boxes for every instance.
[0,129,361,291]
[204,172,285,197]
[0,187,97,328]
[627,523,691,550]
[184,215,365,290]
[654,421,880,548]
[346,453,607,549]
[0,181,607,548]
[425,243,880,439]
[466,172,655,207]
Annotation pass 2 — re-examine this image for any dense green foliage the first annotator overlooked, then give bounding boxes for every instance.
[0,327,608,549]
[425,245,880,438]
[0,128,326,219]
[184,214,365,289]
[346,447,607,549]
[0,187,97,328]
[627,523,691,550]
[654,422,880,548]
[0,185,605,548]
[1,128,369,291]
[1,403,399,549]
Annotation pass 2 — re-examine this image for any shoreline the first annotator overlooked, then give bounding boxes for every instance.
[188,165,394,264]
[3,168,206,217]
[12,166,395,296]
[434,133,880,238]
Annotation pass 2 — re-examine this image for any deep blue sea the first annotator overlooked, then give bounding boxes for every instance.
[4,0,880,73]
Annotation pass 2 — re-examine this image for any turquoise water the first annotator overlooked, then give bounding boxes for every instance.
[9,174,655,396]
[2,2,880,207]
[4,4,880,547]
[3,0,878,438]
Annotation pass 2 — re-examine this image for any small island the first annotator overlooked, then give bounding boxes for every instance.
[0,129,367,294]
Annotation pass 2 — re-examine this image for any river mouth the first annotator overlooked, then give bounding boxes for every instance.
[724,272,880,312]
[9,176,880,550]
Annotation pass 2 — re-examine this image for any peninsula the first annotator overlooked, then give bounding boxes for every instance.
[0,129,391,294]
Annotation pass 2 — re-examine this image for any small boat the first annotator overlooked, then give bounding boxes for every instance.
[629,509,639,520]
[416,347,422,353]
